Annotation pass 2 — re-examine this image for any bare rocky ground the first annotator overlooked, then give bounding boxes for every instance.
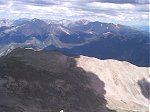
[76,56,149,112]
[0,48,149,112]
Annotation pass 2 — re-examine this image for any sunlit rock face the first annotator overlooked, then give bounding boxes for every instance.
[0,48,149,112]
[76,56,149,112]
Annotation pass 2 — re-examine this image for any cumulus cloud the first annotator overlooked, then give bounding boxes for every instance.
[13,0,57,6]
[0,0,149,25]
[95,0,149,4]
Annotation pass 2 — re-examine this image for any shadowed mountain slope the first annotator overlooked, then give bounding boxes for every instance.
[0,48,149,112]
[0,48,108,112]
[0,19,149,67]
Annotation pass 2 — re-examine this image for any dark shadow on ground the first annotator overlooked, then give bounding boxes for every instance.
[0,48,114,112]
[138,78,150,99]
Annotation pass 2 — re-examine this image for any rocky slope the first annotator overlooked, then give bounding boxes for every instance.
[0,48,149,112]
[76,56,149,112]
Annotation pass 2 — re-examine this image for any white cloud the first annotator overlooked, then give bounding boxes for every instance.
[87,2,135,10]
[0,0,149,25]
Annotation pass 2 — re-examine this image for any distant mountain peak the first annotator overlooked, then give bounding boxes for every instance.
[75,19,90,24]
[31,18,47,24]
[73,19,90,26]
[32,18,41,21]
[0,18,149,67]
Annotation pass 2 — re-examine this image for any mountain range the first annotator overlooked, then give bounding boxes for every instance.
[0,18,149,66]
[0,48,149,112]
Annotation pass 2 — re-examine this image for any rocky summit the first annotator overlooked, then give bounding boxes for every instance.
[0,48,149,112]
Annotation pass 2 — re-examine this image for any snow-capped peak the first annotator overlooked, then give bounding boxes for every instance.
[58,19,72,27]
[74,19,90,25]
[58,26,72,35]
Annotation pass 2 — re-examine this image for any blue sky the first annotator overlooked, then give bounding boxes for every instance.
[0,0,149,25]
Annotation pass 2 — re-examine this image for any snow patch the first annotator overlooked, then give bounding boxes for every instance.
[59,26,71,35]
